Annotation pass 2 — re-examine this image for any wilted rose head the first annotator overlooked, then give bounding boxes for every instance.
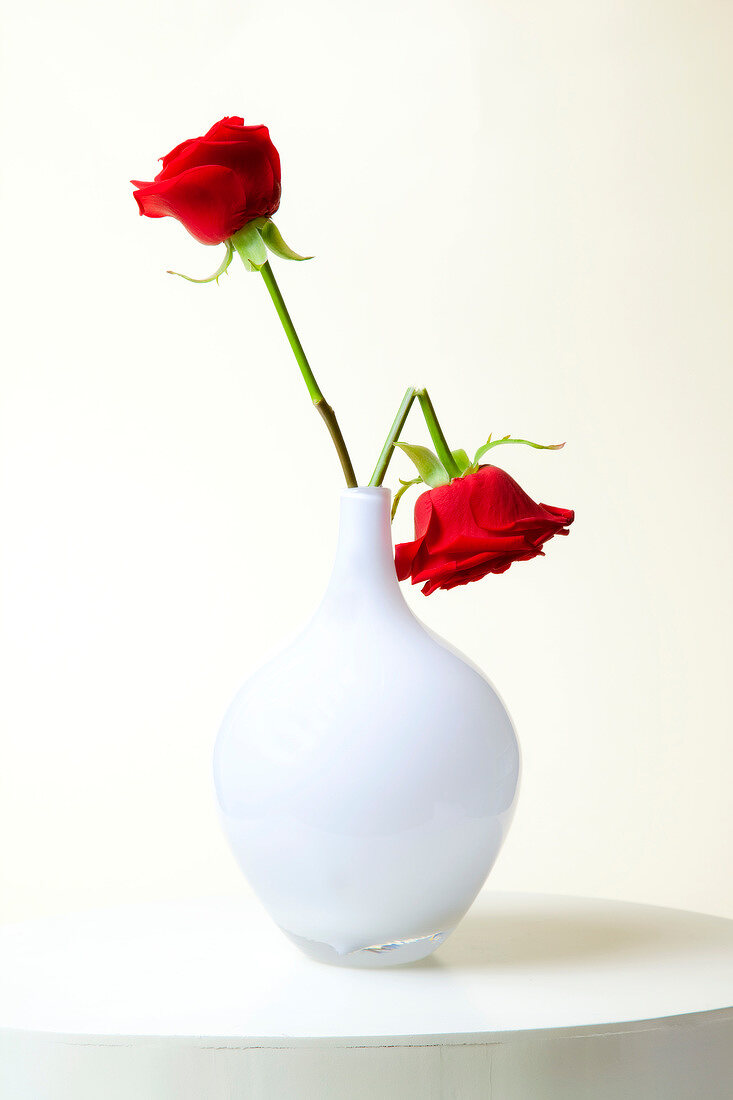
[395,465,574,595]
[131,116,281,246]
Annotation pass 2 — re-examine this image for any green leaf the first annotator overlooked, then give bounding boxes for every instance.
[231,222,268,271]
[260,220,313,262]
[451,448,471,474]
[167,239,234,284]
[473,434,565,464]
[395,443,450,488]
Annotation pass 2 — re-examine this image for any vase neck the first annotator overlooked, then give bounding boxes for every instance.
[323,487,403,609]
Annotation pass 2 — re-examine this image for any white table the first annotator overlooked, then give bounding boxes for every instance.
[1,892,732,1099]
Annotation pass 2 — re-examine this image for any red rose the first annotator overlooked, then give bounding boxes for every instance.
[131,116,281,246]
[395,465,574,595]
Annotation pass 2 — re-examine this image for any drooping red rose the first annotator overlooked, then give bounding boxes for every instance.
[131,116,281,246]
[395,465,574,595]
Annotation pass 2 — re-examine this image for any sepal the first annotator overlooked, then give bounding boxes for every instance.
[259,219,312,262]
[395,443,450,488]
[231,222,268,271]
[391,476,422,521]
[167,239,234,284]
[473,434,565,464]
[451,448,472,474]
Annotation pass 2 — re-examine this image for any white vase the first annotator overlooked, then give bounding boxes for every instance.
[213,487,520,967]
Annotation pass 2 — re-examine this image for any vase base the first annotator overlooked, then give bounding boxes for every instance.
[280,926,454,968]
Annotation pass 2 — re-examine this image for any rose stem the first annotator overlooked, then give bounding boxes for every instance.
[417,389,461,478]
[368,386,417,487]
[259,261,358,488]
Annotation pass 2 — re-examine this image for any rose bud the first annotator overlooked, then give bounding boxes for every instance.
[131,116,281,245]
[395,465,574,595]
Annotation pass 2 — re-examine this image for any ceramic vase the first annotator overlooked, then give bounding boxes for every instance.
[214,487,520,967]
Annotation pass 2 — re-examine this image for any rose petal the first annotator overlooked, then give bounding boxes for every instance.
[158,136,197,173]
[153,135,280,218]
[394,464,573,595]
[132,164,248,245]
[204,116,247,139]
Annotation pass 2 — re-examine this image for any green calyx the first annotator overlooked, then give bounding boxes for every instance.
[231,221,268,271]
[391,433,565,520]
[167,219,312,283]
[232,218,312,273]
[394,443,469,489]
[390,443,473,519]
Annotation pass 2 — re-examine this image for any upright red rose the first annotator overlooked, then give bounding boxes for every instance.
[131,116,281,246]
[395,465,574,595]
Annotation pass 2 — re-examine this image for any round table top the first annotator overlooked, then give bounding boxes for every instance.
[2,891,732,1042]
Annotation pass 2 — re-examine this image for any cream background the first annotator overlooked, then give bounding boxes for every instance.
[1,0,731,924]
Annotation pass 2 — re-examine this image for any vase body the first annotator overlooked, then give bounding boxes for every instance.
[214,488,520,966]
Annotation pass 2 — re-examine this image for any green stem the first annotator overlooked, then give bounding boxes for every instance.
[260,261,322,401]
[259,261,357,487]
[369,386,417,487]
[417,389,461,478]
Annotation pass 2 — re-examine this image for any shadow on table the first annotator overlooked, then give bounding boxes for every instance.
[420,902,730,971]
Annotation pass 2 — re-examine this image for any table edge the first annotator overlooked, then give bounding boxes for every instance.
[2,1004,732,1049]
